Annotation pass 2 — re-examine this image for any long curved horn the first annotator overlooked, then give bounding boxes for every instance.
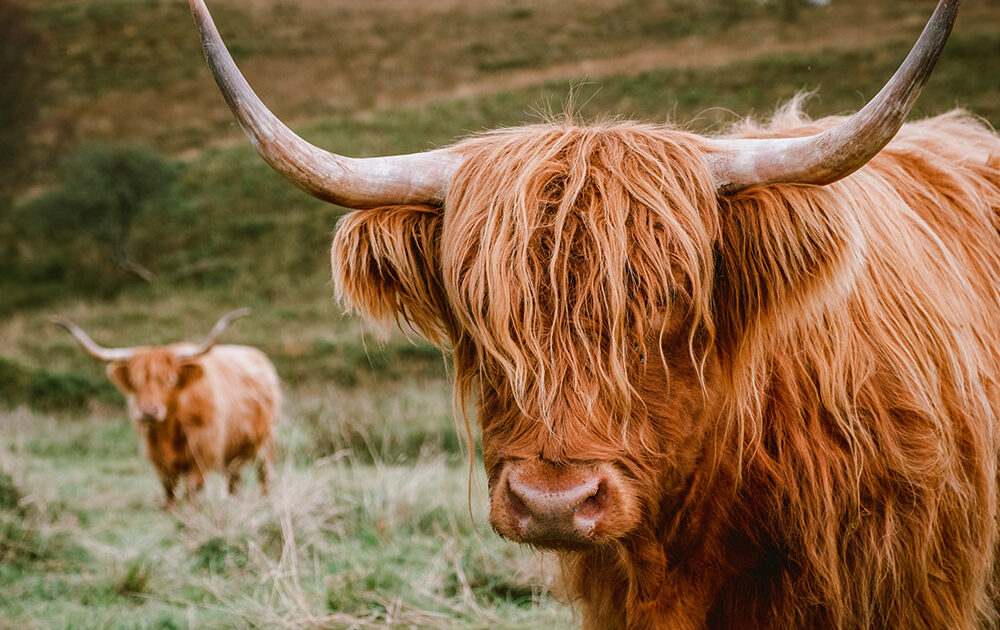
[188,0,463,209]
[176,308,252,359]
[50,316,135,362]
[706,0,959,194]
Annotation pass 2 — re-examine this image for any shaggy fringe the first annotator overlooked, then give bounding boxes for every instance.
[332,104,1000,628]
[442,120,719,431]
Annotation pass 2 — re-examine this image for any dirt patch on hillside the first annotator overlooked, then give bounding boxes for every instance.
[31,0,1000,158]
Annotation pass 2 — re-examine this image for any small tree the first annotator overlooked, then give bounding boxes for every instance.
[27,142,176,283]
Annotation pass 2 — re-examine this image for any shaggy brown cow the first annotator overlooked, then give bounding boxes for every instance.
[53,310,280,509]
[190,0,1000,627]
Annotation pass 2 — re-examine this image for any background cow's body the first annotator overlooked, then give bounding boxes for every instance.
[117,344,280,506]
[54,311,281,508]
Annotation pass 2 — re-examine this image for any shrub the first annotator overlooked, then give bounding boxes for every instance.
[0,355,114,413]
[16,142,177,285]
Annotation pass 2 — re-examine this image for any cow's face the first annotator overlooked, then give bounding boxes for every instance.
[108,349,204,423]
[334,124,731,549]
[334,120,869,549]
[477,305,725,549]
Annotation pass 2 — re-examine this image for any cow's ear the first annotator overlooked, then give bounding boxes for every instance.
[713,186,864,350]
[178,363,204,389]
[107,362,132,393]
[331,205,451,345]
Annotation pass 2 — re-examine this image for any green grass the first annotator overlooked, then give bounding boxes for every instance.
[0,410,571,629]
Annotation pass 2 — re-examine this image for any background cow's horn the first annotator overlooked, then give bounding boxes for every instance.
[50,316,136,362]
[176,308,252,359]
[706,0,959,194]
[188,0,462,209]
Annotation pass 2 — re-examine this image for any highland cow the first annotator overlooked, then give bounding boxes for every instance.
[53,310,280,509]
[190,0,1000,627]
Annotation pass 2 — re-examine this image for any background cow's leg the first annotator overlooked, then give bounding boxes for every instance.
[185,469,205,504]
[226,465,242,496]
[160,475,177,511]
[256,438,275,496]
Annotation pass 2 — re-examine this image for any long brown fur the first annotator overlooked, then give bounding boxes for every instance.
[332,105,1000,629]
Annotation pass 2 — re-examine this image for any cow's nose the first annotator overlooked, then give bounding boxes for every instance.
[501,466,614,545]
[139,403,166,421]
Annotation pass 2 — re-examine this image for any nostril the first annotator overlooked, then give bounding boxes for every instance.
[574,481,606,521]
[506,480,531,521]
[140,403,165,420]
[496,466,626,544]
[507,473,606,521]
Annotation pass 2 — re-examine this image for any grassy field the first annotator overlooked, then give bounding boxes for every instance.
[2,0,999,627]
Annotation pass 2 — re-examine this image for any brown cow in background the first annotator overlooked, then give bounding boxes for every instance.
[190,0,1000,628]
[53,309,280,509]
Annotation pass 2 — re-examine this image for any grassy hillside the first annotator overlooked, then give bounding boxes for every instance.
[2,0,999,627]
[22,0,1000,156]
[27,0,724,155]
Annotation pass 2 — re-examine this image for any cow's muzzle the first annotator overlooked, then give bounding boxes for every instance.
[489,460,637,548]
[138,402,167,422]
